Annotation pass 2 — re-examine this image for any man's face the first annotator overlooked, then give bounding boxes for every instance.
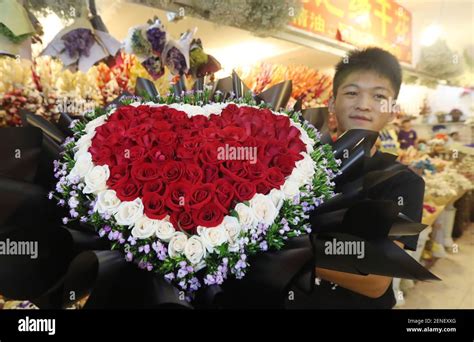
[329,70,397,135]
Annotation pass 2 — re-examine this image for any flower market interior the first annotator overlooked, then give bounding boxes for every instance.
[0,0,473,318]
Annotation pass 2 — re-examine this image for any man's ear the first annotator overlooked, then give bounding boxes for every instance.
[328,96,335,114]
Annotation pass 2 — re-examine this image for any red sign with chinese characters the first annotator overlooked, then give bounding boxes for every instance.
[290,0,412,63]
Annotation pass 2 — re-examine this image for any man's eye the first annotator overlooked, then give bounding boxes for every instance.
[345,91,357,96]
[374,94,387,100]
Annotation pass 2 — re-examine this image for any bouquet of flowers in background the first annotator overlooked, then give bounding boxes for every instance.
[123,17,220,82]
[237,62,332,109]
[50,92,338,300]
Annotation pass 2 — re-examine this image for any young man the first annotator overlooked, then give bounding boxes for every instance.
[295,47,425,309]
[398,118,418,149]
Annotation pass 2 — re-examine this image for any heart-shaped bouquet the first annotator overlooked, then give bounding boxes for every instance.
[52,96,339,299]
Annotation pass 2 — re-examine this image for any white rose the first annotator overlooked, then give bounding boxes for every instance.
[184,236,206,265]
[155,220,175,242]
[197,225,228,252]
[95,189,121,214]
[131,216,159,239]
[234,203,258,229]
[281,179,300,198]
[220,216,242,252]
[295,153,315,182]
[295,124,314,153]
[83,165,110,194]
[114,198,144,227]
[249,193,278,225]
[269,188,285,211]
[69,152,93,180]
[168,232,188,257]
[74,133,94,157]
[84,115,106,135]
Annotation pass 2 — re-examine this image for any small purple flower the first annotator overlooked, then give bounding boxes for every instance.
[69,209,79,218]
[68,197,79,209]
[215,274,224,284]
[62,217,69,224]
[259,241,268,251]
[164,273,175,282]
[62,28,95,58]
[127,236,137,246]
[47,192,54,200]
[56,183,64,193]
[203,274,216,285]
[178,280,187,290]
[80,216,88,223]
[177,269,188,279]
[143,244,150,254]
[146,263,153,271]
[146,26,166,53]
[125,252,133,262]
[165,47,187,75]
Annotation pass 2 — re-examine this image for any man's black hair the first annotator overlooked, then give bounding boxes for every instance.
[333,47,402,99]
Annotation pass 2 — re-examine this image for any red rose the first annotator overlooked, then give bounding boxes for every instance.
[199,141,224,164]
[110,106,138,121]
[148,146,174,163]
[244,160,267,180]
[217,126,248,142]
[149,106,167,121]
[184,163,203,184]
[142,192,167,220]
[233,181,256,201]
[126,145,147,162]
[201,164,219,183]
[131,162,161,182]
[115,178,142,201]
[288,137,307,154]
[166,181,191,211]
[170,210,196,232]
[219,160,248,182]
[220,104,240,124]
[176,137,202,161]
[167,109,188,124]
[271,154,297,176]
[190,115,208,128]
[161,161,185,183]
[107,164,130,188]
[191,202,224,228]
[89,145,115,166]
[126,123,152,141]
[254,180,272,195]
[156,131,177,146]
[265,167,285,188]
[187,183,215,210]
[214,179,235,213]
[152,120,173,132]
[199,127,221,142]
[142,179,168,197]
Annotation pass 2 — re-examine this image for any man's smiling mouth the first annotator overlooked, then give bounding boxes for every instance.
[349,114,373,122]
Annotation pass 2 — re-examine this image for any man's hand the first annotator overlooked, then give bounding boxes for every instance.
[315,241,405,298]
